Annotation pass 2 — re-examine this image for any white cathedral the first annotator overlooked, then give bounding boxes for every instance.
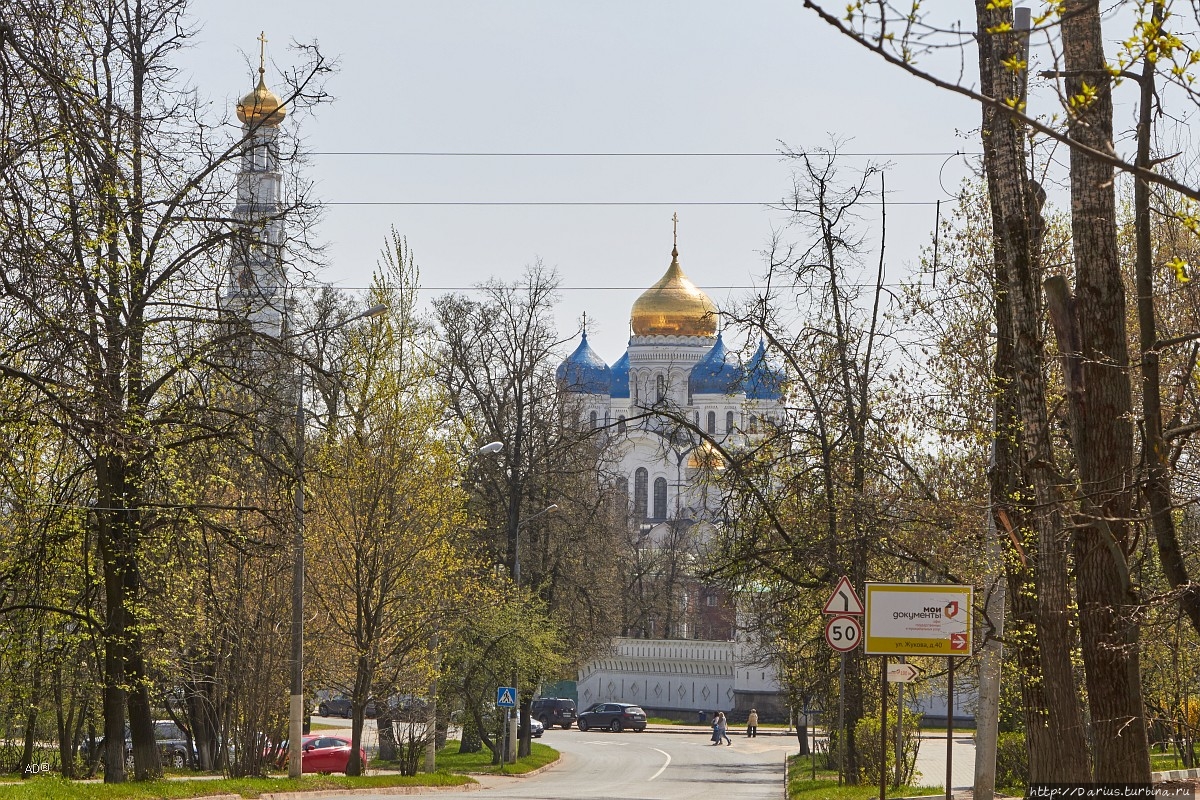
[556,236,789,720]
[219,48,790,719]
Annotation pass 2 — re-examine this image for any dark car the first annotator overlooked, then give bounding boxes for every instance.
[316,696,378,719]
[576,702,647,732]
[531,697,576,729]
[84,721,197,770]
[149,720,197,769]
[387,695,430,721]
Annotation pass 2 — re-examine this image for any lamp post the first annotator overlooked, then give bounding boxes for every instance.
[288,303,387,779]
[506,503,559,763]
[423,441,504,774]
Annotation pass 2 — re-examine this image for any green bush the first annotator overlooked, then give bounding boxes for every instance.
[995,731,1028,789]
[853,707,922,787]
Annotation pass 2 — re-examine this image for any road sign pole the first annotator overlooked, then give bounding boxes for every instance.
[811,709,816,780]
[838,653,845,786]
[879,656,887,800]
[895,660,904,787]
[946,658,954,800]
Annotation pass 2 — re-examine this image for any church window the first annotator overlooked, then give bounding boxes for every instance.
[589,410,598,429]
[707,411,716,434]
[616,477,629,500]
[656,374,666,402]
[749,414,758,433]
[706,594,717,607]
[653,478,667,519]
[634,468,648,519]
[617,415,626,433]
[726,410,734,432]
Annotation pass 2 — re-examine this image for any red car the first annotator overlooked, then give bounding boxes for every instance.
[297,735,368,774]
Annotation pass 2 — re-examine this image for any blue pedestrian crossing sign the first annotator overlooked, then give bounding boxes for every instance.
[496,687,517,708]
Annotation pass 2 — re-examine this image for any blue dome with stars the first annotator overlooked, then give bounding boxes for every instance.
[744,339,784,400]
[556,333,612,395]
[690,333,743,395]
[610,350,630,399]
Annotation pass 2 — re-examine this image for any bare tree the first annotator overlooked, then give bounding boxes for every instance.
[0,0,329,781]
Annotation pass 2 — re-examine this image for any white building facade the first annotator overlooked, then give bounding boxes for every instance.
[557,236,789,720]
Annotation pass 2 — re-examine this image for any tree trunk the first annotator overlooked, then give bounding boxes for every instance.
[975,2,1092,781]
[1056,0,1150,782]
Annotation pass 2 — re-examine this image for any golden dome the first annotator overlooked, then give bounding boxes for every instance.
[630,247,717,337]
[687,440,725,471]
[237,73,286,127]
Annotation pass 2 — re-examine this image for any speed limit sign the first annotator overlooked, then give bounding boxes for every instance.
[824,615,862,652]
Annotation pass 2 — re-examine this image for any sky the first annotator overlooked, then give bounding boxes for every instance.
[178,1,984,363]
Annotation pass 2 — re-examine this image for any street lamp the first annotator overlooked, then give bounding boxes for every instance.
[506,502,559,763]
[288,302,387,779]
[423,440,504,774]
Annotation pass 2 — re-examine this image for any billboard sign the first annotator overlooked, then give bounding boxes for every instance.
[864,583,973,657]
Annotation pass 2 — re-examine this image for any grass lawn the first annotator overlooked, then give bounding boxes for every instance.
[306,721,345,731]
[431,740,558,775]
[0,772,474,800]
[787,754,942,800]
[1150,749,1200,771]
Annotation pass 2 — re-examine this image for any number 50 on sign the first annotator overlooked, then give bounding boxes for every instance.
[825,615,862,652]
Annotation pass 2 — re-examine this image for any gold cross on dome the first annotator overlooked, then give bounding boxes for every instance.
[672,212,678,249]
[258,31,267,74]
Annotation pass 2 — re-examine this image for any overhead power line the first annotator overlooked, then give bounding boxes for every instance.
[318,200,941,206]
[310,150,981,158]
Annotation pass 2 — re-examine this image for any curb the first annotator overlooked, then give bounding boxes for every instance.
[480,754,562,780]
[257,785,482,799]
[783,753,790,800]
[1153,767,1200,782]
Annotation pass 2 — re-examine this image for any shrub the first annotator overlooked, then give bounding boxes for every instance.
[995,731,1028,789]
[853,706,922,787]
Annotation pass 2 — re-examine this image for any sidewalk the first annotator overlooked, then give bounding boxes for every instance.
[644,723,798,737]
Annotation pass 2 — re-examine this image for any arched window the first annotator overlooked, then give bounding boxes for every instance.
[633,468,649,519]
[749,414,758,433]
[707,411,716,434]
[617,415,626,433]
[656,374,666,402]
[726,410,734,432]
[589,410,598,429]
[653,477,668,519]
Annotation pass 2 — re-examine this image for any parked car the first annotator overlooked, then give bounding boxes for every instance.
[293,735,367,774]
[387,695,430,721]
[531,697,576,729]
[316,695,378,719]
[150,720,198,769]
[529,716,544,738]
[84,720,198,770]
[576,702,647,733]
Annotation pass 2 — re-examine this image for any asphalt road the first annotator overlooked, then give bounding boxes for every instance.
[347,727,790,800]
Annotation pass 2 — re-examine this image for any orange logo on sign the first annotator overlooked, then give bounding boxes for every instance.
[944,601,959,619]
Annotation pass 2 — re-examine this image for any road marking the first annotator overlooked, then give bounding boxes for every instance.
[648,748,671,781]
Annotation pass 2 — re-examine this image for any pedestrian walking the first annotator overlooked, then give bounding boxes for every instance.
[717,711,732,745]
[746,708,758,738]
[710,713,721,745]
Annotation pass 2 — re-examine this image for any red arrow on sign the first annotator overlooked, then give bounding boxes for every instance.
[822,576,865,615]
[950,632,968,651]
